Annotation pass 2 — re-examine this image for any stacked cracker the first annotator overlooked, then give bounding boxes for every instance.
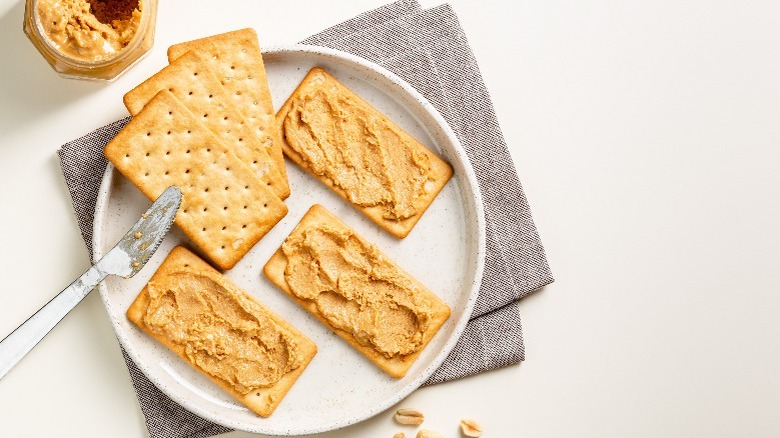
[106,29,284,270]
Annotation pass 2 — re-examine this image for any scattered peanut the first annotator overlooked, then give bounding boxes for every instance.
[459,418,483,437]
[416,430,443,438]
[393,433,406,438]
[394,408,425,425]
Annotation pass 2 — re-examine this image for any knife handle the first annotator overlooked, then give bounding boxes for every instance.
[0,265,108,380]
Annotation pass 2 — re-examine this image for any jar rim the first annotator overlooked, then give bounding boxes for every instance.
[32,0,151,68]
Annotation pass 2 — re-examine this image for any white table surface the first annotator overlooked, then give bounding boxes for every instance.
[2,1,780,437]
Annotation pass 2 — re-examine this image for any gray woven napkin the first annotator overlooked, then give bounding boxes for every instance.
[57,1,552,436]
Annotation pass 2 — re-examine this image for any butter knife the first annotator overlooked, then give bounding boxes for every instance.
[0,185,182,380]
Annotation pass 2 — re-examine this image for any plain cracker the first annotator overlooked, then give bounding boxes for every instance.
[275,68,453,238]
[127,246,317,417]
[123,50,289,199]
[167,28,287,188]
[105,90,287,270]
[263,204,451,378]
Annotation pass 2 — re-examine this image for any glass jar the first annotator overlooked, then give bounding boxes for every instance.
[23,0,158,82]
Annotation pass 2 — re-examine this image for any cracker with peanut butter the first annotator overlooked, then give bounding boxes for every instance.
[127,246,317,417]
[263,204,451,378]
[105,90,287,270]
[275,68,453,238]
[167,28,288,191]
[123,50,289,199]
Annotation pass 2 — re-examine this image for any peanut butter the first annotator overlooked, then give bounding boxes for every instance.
[282,81,433,221]
[37,0,141,62]
[281,223,432,358]
[142,269,302,394]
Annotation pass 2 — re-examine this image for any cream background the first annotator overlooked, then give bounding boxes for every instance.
[1,1,779,436]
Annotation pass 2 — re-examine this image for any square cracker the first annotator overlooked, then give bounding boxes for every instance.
[275,68,453,238]
[127,246,317,417]
[263,204,451,378]
[105,90,287,270]
[123,50,289,199]
[167,28,287,188]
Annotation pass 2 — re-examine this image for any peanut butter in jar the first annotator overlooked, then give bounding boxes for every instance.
[24,0,158,82]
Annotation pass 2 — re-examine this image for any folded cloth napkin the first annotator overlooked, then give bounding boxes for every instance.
[57,1,553,436]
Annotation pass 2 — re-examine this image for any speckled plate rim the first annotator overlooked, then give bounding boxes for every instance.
[93,44,485,435]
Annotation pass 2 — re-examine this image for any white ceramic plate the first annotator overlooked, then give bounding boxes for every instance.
[93,45,485,435]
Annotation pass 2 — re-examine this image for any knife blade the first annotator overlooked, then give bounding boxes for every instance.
[0,185,182,380]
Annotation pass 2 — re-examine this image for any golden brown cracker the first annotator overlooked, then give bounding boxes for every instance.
[105,90,287,270]
[123,50,289,199]
[127,246,317,417]
[263,204,451,378]
[167,29,287,190]
[275,68,453,238]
